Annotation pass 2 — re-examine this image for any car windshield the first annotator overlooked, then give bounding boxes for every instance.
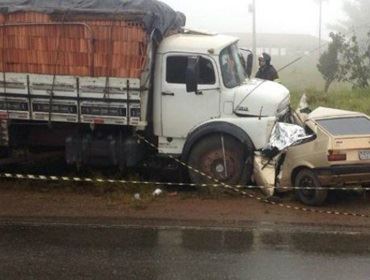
[220,43,247,88]
[317,117,370,136]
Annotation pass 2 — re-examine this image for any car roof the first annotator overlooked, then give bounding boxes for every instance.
[309,107,366,120]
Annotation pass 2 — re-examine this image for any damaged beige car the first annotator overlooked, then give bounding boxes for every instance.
[255,107,370,206]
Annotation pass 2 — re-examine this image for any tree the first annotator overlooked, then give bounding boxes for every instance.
[335,0,370,45]
[339,34,370,88]
[317,33,344,92]
[318,31,370,91]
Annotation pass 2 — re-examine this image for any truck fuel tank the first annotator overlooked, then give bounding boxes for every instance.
[66,135,145,170]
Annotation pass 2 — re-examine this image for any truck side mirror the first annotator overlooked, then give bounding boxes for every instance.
[186,56,200,93]
[246,53,253,78]
[240,48,253,78]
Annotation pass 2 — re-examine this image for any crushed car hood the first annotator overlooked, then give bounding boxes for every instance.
[233,79,290,117]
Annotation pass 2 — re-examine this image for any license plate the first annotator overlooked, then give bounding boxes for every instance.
[359,151,370,160]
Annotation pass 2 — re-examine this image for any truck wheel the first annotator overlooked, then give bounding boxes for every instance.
[295,169,328,206]
[188,135,253,186]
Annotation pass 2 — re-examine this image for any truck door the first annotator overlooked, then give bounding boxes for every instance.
[161,54,221,138]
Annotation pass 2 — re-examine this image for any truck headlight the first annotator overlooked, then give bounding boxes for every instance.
[277,96,290,115]
[266,119,276,142]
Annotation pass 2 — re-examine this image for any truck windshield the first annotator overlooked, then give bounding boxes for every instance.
[220,44,247,88]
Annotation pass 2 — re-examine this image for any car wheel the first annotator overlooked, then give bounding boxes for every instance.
[295,169,328,206]
[188,135,253,186]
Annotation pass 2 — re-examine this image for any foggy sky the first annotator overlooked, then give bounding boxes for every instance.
[162,0,346,38]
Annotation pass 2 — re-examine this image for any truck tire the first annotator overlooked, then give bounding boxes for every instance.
[295,169,328,206]
[188,135,253,186]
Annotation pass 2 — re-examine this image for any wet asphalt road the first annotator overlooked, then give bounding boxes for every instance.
[1,221,370,280]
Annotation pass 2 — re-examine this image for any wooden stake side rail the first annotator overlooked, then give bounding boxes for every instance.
[0,72,144,127]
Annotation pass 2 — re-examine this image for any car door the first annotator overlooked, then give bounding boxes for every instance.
[161,54,221,138]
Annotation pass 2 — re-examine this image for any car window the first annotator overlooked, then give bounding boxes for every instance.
[166,56,216,85]
[317,117,370,136]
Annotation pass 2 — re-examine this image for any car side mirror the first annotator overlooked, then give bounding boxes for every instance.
[186,56,200,93]
[240,48,253,78]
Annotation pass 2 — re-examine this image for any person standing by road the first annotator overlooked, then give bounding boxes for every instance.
[255,53,279,81]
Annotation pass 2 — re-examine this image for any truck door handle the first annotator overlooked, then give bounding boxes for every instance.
[162,91,175,96]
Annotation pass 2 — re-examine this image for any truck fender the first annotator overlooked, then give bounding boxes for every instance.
[181,121,255,162]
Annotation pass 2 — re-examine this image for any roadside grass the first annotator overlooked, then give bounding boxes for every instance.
[275,55,370,114]
[291,87,370,115]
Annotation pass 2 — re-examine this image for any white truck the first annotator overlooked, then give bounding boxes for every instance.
[0,1,290,185]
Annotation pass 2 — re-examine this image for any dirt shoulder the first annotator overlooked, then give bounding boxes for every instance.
[1,182,370,229]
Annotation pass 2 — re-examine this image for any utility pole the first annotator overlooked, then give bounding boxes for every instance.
[318,0,322,55]
[249,0,257,68]
[316,0,328,55]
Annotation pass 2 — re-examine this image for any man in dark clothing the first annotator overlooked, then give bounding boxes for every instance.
[255,53,279,81]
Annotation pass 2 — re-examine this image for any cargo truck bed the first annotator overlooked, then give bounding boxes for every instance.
[0,72,144,126]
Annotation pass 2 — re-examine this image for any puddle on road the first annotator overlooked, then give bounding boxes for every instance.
[2,224,370,256]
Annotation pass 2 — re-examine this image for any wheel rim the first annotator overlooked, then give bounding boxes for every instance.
[199,148,241,182]
[299,176,316,199]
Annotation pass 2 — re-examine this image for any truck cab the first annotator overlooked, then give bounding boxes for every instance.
[152,32,290,184]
